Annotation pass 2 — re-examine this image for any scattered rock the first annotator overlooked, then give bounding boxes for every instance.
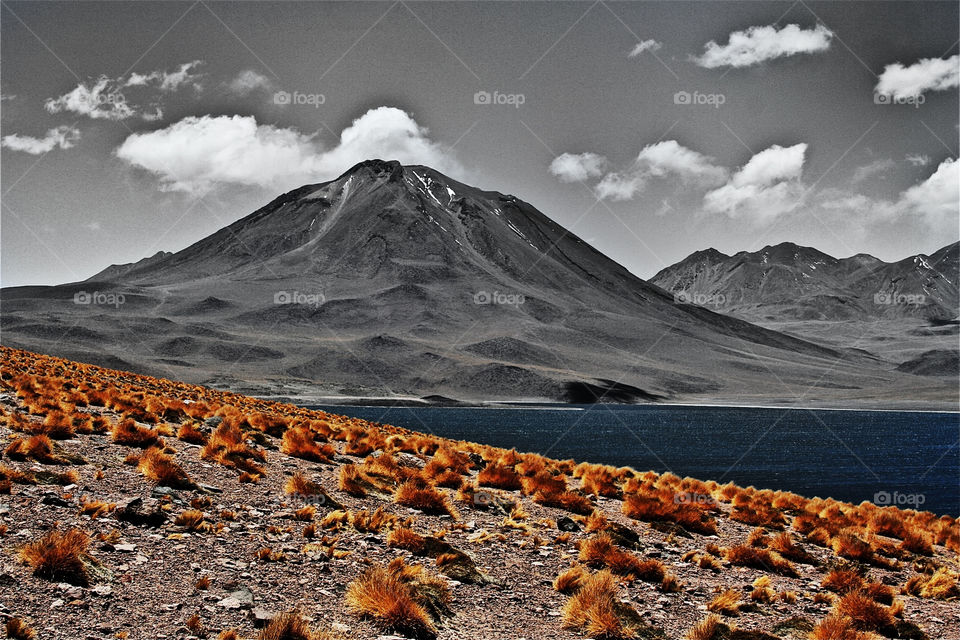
[556,516,580,532]
[217,587,254,610]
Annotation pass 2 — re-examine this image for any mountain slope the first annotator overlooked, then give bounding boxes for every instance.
[651,241,959,322]
[2,161,953,407]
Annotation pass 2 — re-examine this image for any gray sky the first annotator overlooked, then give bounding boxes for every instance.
[2,1,958,288]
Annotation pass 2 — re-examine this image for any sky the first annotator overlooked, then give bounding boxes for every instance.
[1,0,958,288]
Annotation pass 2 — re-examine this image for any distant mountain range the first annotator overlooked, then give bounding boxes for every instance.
[651,242,959,323]
[1,160,955,407]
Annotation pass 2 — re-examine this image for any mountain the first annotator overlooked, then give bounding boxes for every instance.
[651,241,959,323]
[1,160,954,407]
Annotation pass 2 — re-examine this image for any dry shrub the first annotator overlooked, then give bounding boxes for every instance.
[834,592,895,633]
[257,611,314,640]
[281,425,334,462]
[19,527,91,585]
[176,422,208,445]
[175,509,208,531]
[904,567,959,600]
[532,489,594,515]
[822,568,866,595]
[477,463,522,490]
[622,493,717,535]
[4,618,36,640]
[579,533,665,582]
[832,532,873,563]
[351,507,402,533]
[394,479,458,518]
[5,435,70,464]
[346,559,449,639]
[768,531,817,565]
[724,544,798,577]
[111,419,160,448]
[41,411,75,439]
[562,570,643,639]
[809,614,879,640]
[201,422,266,476]
[79,499,113,519]
[388,527,428,555]
[554,565,588,594]
[751,575,774,603]
[138,446,195,488]
[684,614,724,640]
[285,472,323,496]
[706,589,741,616]
[898,530,933,556]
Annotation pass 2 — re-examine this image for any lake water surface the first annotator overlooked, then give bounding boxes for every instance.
[309,404,960,515]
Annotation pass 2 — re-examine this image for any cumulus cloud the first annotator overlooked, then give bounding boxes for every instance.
[905,153,931,167]
[703,143,807,222]
[628,39,662,57]
[635,140,727,183]
[852,158,895,183]
[595,172,646,201]
[574,140,726,201]
[126,60,203,92]
[115,106,461,195]
[898,158,959,230]
[228,69,273,95]
[819,159,958,236]
[875,55,959,100]
[1,125,80,154]
[549,152,608,182]
[694,23,833,69]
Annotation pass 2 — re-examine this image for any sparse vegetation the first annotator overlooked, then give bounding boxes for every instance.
[18,527,91,585]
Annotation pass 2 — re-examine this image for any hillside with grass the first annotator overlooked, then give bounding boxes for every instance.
[0,346,957,640]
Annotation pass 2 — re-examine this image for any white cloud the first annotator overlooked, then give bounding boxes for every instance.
[549,152,607,182]
[628,39,662,57]
[819,159,958,237]
[899,158,958,230]
[703,143,808,222]
[905,153,931,167]
[1,125,80,154]
[115,107,461,195]
[126,60,203,92]
[595,172,646,201]
[694,23,833,69]
[852,158,895,183]
[875,55,959,100]
[635,140,727,183]
[584,140,726,200]
[45,62,202,121]
[228,69,273,95]
[45,77,137,120]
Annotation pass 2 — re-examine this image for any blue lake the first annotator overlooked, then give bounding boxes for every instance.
[309,404,960,515]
